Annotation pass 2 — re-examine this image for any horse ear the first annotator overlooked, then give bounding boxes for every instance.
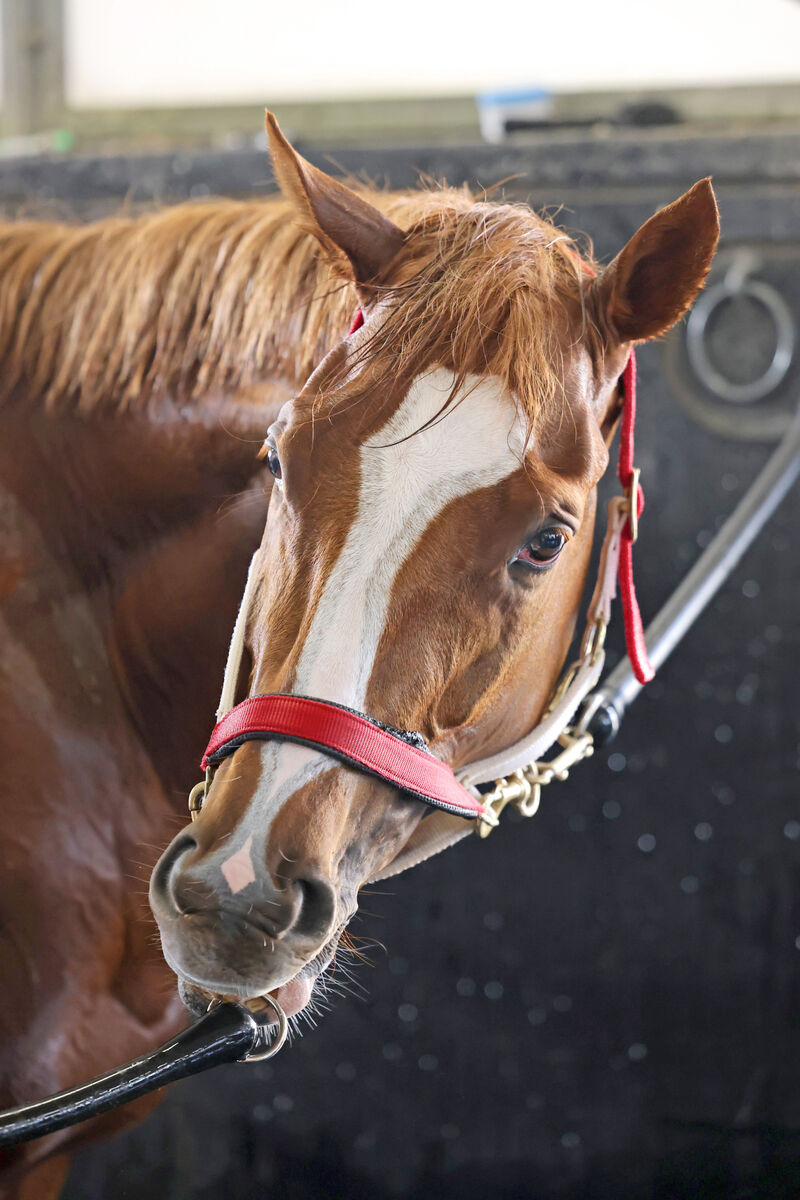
[595,178,720,343]
[265,111,406,291]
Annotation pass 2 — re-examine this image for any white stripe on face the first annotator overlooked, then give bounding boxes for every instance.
[292,368,526,706]
[219,369,526,884]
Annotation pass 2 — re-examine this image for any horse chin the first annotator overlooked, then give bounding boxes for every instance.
[176,926,345,1020]
[177,973,315,1020]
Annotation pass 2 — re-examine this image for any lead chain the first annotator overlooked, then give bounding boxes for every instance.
[476,728,595,839]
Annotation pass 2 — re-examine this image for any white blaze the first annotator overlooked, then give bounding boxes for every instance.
[219,369,526,883]
[294,369,526,705]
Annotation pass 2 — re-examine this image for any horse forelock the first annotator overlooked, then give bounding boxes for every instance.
[355,196,598,436]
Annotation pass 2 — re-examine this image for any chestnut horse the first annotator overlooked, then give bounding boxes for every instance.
[0,114,719,1197]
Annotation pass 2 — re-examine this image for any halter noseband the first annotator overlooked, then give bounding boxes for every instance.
[191,313,653,872]
[201,694,484,819]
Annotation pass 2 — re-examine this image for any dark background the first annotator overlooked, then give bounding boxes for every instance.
[5,126,797,1199]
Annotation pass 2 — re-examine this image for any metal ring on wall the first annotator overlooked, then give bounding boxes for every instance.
[686,263,796,406]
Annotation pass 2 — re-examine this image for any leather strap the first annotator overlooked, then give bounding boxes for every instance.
[201,694,486,820]
[617,354,654,684]
[455,653,604,790]
[587,496,627,627]
[369,810,473,881]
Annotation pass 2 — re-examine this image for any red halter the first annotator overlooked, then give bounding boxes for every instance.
[202,695,484,818]
[199,307,653,819]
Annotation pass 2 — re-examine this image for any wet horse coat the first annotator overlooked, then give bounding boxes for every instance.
[0,117,719,1196]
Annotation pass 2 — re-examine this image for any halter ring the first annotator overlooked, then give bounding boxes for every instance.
[207,993,289,1062]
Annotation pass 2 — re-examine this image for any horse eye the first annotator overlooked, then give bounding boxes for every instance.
[511,528,568,572]
[263,440,282,486]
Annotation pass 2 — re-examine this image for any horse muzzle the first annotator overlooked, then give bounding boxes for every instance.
[149,826,339,1009]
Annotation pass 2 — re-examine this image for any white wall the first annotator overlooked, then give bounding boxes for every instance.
[65,0,800,109]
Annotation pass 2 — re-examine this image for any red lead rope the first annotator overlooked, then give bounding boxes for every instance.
[618,353,654,684]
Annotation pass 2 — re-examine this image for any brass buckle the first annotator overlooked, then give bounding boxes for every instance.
[621,466,641,544]
[188,767,212,821]
[477,769,541,839]
[580,614,608,666]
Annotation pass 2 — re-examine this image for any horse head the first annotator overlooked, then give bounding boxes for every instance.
[150,115,719,1023]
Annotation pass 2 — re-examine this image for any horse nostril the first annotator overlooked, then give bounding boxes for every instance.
[170,869,217,917]
[292,874,337,940]
[153,830,336,947]
[151,830,197,913]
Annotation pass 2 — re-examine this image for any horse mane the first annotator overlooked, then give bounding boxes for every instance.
[0,184,596,424]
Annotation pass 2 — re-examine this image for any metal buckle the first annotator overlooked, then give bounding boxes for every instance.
[621,466,641,544]
[476,768,541,838]
[188,767,212,821]
[580,614,608,666]
[477,729,594,838]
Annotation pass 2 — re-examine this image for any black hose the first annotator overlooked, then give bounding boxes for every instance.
[0,1002,258,1148]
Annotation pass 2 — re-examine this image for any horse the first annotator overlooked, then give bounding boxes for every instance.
[0,112,719,1197]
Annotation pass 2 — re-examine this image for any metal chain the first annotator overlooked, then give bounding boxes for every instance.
[476,727,594,838]
[474,622,606,839]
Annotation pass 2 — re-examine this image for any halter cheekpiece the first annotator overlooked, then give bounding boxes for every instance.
[192,309,654,870]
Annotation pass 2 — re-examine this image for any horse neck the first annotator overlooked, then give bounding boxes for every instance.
[0,390,284,582]
[0,389,286,795]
